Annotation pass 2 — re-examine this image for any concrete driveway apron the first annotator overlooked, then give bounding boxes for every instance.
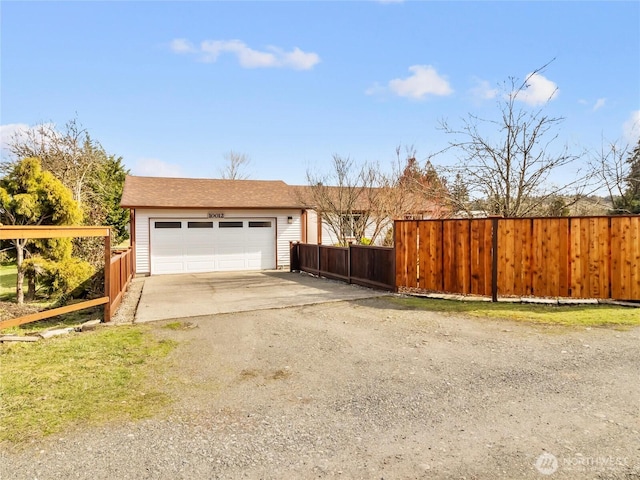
[134,270,389,323]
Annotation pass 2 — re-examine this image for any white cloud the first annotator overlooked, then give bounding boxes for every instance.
[0,123,59,160]
[470,78,498,101]
[370,65,453,100]
[169,38,195,54]
[278,47,321,70]
[171,38,320,70]
[133,158,185,178]
[364,82,385,96]
[512,72,559,106]
[623,110,640,142]
[592,98,606,111]
[0,123,30,153]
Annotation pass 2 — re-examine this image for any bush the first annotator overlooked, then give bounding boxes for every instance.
[25,257,95,299]
[0,249,12,265]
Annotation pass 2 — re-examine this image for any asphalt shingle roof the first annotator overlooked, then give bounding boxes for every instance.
[120,176,305,209]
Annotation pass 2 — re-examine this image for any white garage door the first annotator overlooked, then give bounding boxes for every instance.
[150,218,276,275]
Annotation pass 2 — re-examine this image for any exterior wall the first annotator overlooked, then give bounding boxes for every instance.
[133,208,302,274]
[305,210,319,245]
[319,215,392,246]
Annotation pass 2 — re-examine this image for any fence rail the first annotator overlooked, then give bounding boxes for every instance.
[395,216,640,301]
[0,226,133,329]
[109,247,134,315]
[290,242,395,291]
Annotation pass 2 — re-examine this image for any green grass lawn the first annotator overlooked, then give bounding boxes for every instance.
[0,325,176,444]
[0,264,22,301]
[389,296,640,327]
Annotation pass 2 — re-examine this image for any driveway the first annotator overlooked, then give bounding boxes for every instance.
[134,270,389,323]
[3,297,639,479]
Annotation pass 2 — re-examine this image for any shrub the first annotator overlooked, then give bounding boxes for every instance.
[25,257,95,299]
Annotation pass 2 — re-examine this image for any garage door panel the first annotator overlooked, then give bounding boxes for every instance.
[185,258,216,272]
[154,260,186,275]
[151,218,276,275]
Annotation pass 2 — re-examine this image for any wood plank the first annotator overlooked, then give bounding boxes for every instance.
[611,216,639,300]
[631,217,640,300]
[461,219,471,294]
[580,218,591,296]
[0,226,110,239]
[610,217,626,299]
[442,221,456,293]
[507,218,534,297]
[418,221,442,291]
[417,222,428,290]
[531,219,544,297]
[394,221,405,287]
[470,219,481,295]
[104,234,111,322]
[0,335,40,342]
[0,297,109,329]
[557,219,570,297]
[470,219,492,296]
[395,221,418,288]
[497,219,515,296]
[447,219,470,294]
[406,221,418,288]
[597,217,611,299]
[569,218,581,297]
[587,218,599,298]
[481,219,492,296]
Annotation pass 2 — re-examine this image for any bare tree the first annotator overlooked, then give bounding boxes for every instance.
[219,151,251,180]
[439,63,592,217]
[589,137,640,214]
[300,155,386,246]
[300,150,451,246]
[4,118,105,207]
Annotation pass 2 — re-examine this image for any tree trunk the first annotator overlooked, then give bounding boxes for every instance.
[26,273,36,301]
[15,241,24,304]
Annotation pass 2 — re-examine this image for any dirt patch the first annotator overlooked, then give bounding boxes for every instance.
[0,301,42,322]
[2,296,639,479]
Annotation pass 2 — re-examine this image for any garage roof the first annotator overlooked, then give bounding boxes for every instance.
[121,176,305,209]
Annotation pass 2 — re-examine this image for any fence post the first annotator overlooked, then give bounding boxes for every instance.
[348,243,352,284]
[490,216,501,302]
[104,231,111,322]
[289,241,299,272]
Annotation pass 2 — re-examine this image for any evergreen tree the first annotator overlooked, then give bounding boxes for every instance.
[624,139,640,213]
[0,158,83,303]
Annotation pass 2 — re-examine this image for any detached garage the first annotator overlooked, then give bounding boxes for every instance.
[121,176,308,276]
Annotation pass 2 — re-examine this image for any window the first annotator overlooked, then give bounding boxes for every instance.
[188,221,213,228]
[249,221,272,228]
[155,221,181,229]
[340,214,362,238]
[219,221,243,228]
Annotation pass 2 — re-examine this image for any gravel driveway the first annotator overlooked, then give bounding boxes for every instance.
[2,294,639,479]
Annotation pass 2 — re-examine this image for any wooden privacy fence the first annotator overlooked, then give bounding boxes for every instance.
[395,216,640,301]
[109,248,134,315]
[0,226,134,329]
[290,242,395,291]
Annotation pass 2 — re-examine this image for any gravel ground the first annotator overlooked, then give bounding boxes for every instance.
[2,288,639,480]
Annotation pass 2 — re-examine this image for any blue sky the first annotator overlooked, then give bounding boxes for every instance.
[1,1,639,186]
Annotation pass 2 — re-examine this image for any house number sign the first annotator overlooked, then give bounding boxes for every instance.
[208,212,225,218]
